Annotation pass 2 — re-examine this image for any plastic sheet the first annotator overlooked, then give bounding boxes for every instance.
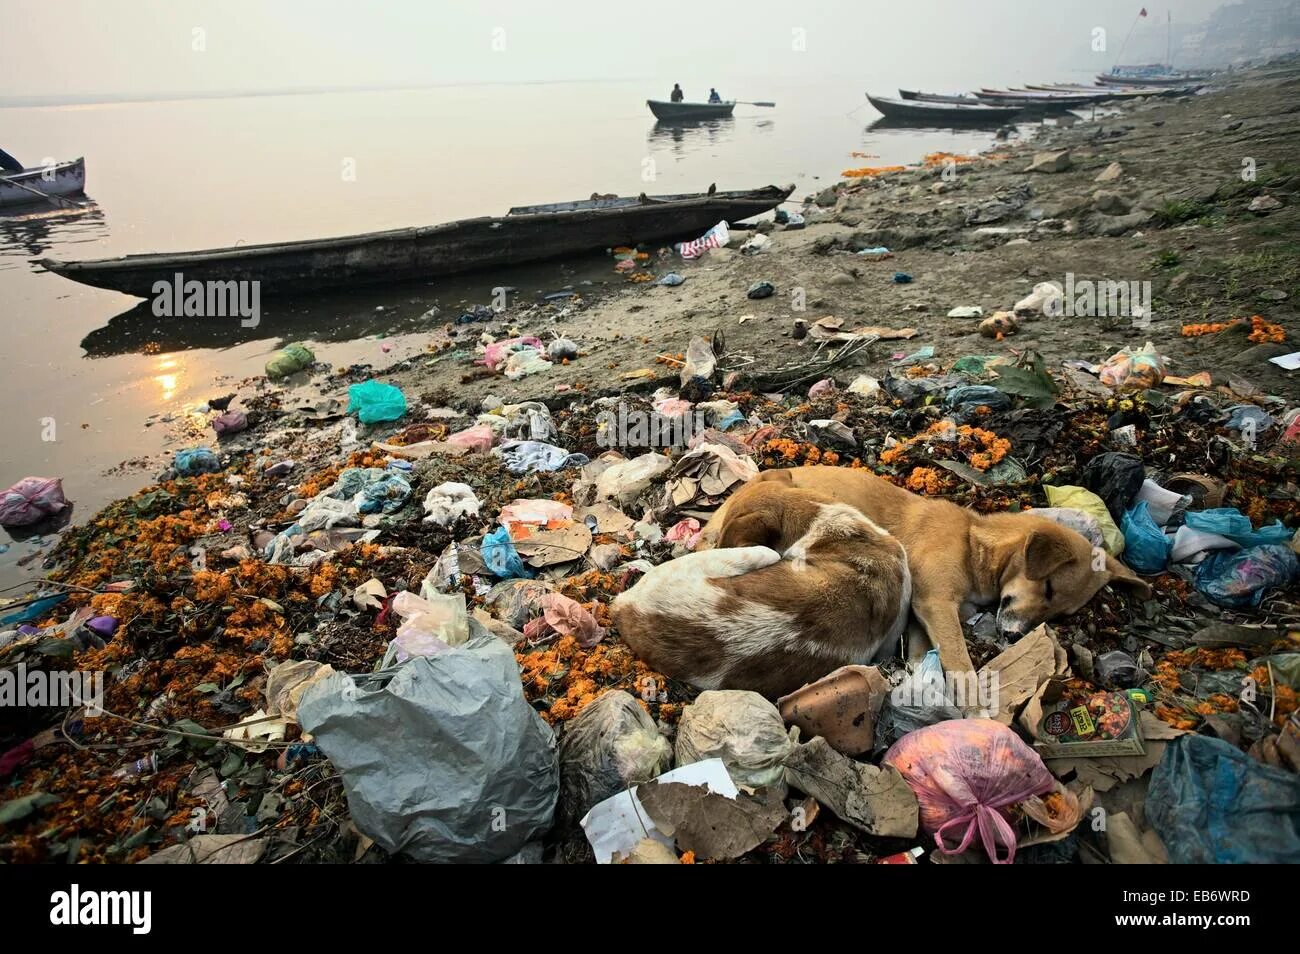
[1183,508,1292,549]
[675,690,794,793]
[0,477,67,527]
[174,447,222,476]
[481,526,534,579]
[297,629,558,863]
[885,719,1055,864]
[558,690,672,825]
[1120,501,1170,574]
[265,343,314,379]
[1194,544,1298,608]
[1147,734,1300,863]
[346,380,407,424]
[1080,452,1145,522]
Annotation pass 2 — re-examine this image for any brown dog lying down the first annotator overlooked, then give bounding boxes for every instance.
[699,466,1151,674]
[612,482,910,699]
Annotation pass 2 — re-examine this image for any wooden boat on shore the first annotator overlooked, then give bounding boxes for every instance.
[39,184,794,298]
[976,89,1097,108]
[1024,83,1197,98]
[0,157,86,208]
[866,93,1021,123]
[646,100,735,121]
[1096,71,1206,86]
[897,89,982,105]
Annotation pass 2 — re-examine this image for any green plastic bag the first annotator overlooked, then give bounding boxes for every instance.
[265,343,315,379]
[347,380,407,424]
[1044,485,1125,555]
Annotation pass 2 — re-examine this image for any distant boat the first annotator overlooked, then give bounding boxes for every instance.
[865,93,1022,123]
[646,99,736,121]
[0,157,86,208]
[1023,83,1194,98]
[39,184,794,298]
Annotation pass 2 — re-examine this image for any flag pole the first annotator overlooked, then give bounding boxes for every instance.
[1113,8,1144,72]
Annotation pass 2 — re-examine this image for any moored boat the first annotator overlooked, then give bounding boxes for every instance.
[646,100,736,121]
[1096,71,1206,86]
[39,184,794,298]
[0,157,86,208]
[897,89,982,105]
[866,93,1022,123]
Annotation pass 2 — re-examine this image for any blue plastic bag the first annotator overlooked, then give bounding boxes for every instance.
[1183,507,1291,548]
[1147,734,1300,864]
[356,472,412,515]
[175,447,222,476]
[1194,544,1298,608]
[481,527,533,579]
[1120,501,1170,575]
[347,380,407,424]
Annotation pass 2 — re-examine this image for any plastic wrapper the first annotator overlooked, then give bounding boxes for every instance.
[594,453,672,503]
[1043,485,1125,555]
[481,526,533,579]
[675,690,794,793]
[943,384,1012,423]
[346,380,407,424]
[884,719,1055,864]
[1028,507,1105,549]
[265,342,314,379]
[446,423,495,453]
[1194,544,1298,608]
[174,447,222,476]
[390,590,470,661]
[1183,507,1292,549]
[0,476,67,527]
[211,410,248,436]
[557,690,672,825]
[1120,501,1170,574]
[1147,734,1300,863]
[297,628,558,863]
[1097,342,1166,390]
[1080,452,1145,522]
[421,482,480,526]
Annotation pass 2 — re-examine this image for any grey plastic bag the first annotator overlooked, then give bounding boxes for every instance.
[298,627,558,862]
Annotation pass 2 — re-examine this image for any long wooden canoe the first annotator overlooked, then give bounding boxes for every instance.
[1095,72,1206,86]
[646,99,736,121]
[897,89,982,105]
[0,157,86,208]
[866,93,1021,123]
[39,185,793,298]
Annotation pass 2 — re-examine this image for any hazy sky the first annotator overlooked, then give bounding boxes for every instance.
[1,0,1230,99]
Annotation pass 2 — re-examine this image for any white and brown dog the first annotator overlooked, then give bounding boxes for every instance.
[699,467,1151,675]
[612,481,911,699]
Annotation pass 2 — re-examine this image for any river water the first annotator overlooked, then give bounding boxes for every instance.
[0,72,1092,587]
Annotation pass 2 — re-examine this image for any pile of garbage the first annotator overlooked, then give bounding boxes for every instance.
[2,322,1298,865]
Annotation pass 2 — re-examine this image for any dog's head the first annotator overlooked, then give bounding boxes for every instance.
[996,517,1151,637]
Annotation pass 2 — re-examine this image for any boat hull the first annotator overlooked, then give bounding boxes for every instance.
[866,93,1021,123]
[0,157,86,208]
[646,100,736,121]
[39,185,793,298]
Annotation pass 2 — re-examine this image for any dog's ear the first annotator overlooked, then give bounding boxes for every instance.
[719,509,780,550]
[1023,528,1075,580]
[1104,553,1153,598]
